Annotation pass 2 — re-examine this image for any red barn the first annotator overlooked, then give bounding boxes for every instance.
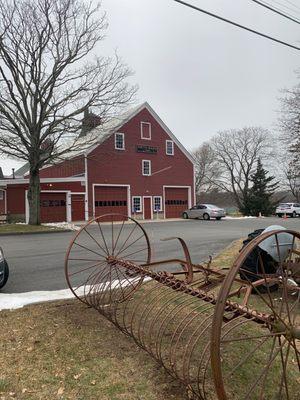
[0,103,195,223]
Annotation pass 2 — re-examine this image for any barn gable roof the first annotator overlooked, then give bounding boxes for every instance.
[13,102,195,177]
[86,102,195,164]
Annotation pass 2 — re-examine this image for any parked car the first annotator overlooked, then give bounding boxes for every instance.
[275,203,300,218]
[0,247,9,289]
[182,204,226,220]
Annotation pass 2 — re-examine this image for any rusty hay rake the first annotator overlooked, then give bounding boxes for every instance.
[65,214,300,400]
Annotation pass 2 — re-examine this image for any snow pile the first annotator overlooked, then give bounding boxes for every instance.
[0,277,151,310]
[43,222,80,231]
[0,288,76,310]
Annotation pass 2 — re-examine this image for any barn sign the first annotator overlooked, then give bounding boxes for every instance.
[136,145,157,154]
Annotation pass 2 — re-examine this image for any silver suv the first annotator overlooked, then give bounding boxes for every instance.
[182,204,226,220]
[275,203,300,218]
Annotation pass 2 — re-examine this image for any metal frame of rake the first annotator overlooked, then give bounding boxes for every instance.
[65,213,300,400]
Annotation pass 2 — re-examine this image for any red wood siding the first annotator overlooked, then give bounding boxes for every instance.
[87,107,194,218]
[7,186,26,215]
[40,182,84,192]
[38,156,85,178]
[40,192,66,223]
[71,194,85,221]
[143,197,152,219]
[94,186,127,221]
[6,182,84,220]
[0,190,5,214]
[165,188,189,218]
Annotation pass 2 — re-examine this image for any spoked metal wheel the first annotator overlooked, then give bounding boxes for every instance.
[65,214,151,308]
[211,229,300,400]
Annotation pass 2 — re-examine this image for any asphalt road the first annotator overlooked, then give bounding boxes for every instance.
[1,216,300,293]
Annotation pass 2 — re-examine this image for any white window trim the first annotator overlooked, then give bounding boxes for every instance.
[141,122,151,140]
[115,132,125,150]
[153,196,163,212]
[166,140,174,155]
[132,196,142,213]
[142,160,151,176]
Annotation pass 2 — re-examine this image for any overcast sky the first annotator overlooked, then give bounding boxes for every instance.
[2,0,299,174]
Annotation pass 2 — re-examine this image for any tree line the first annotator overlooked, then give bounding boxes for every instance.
[193,79,300,216]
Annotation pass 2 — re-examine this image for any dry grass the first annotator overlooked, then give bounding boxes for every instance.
[0,224,65,234]
[0,240,243,400]
[0,300,187,400]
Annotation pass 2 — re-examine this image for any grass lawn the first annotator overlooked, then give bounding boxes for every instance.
[0,301,187,400]
[0,224,67,234]
[0,241,242,400]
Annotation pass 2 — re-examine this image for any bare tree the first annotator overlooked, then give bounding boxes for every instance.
[282,157,300,201]
[279,82,300,153]
[0,0,136,224]
[192,142,221,194]
[279,78,300,197]
[210,127,271,213]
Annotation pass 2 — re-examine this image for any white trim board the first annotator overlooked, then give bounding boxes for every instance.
[1,176,85,186]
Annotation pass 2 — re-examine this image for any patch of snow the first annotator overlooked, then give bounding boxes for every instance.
[42,222,80,231]
[0,277,151,311]
[0,288,76,310]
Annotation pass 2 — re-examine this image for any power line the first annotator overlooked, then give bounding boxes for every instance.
[271,0,300,15]
[250,0,300,24]
[173,0,300,51]
[283,0,300,13]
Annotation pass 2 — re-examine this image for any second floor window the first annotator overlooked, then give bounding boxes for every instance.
[166,140,174,155]
[141,122,151,140]
[142,160,151,176]
[115,133,125,150]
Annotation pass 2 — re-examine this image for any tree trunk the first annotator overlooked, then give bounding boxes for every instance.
[27,169,41,225]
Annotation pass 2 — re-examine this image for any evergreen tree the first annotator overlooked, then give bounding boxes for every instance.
[244,159,279,216]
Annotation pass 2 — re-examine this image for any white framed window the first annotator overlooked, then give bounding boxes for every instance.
[115,132,125,150]
[0,191,4,200]
[132,196,142,212]
[153,196,162,211]
[166,140,174,155]
[141,122,151,140]
[142,160,151,176]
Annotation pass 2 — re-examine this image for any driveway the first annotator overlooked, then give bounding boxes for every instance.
[1,217,299,293]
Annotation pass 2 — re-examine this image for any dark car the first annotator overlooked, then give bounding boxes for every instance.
[0,247,9,289]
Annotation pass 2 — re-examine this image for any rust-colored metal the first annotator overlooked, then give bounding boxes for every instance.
[65,214,300,400]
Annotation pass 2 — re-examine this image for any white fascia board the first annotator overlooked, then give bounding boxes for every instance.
[0,177,85,185]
